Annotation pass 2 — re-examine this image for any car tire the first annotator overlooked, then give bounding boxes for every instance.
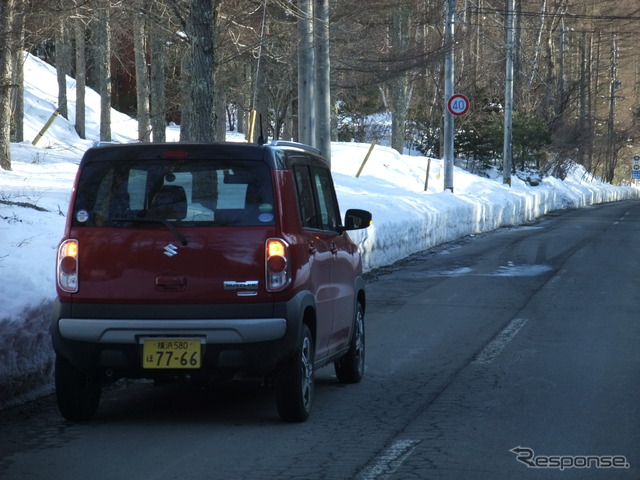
[334,302,365,384]
[276,324,314,422]
[55,355,101,422]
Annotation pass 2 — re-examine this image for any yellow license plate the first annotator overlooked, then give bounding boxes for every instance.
[143,338,202,369]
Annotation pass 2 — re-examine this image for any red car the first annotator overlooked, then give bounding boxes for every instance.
[52,141,371,422]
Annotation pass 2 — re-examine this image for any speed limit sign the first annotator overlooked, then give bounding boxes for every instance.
[447,94,470,116]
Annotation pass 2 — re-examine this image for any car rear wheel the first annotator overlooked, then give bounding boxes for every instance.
[276,324,314,422]
[55,355,101,422]
[334,302,365,384]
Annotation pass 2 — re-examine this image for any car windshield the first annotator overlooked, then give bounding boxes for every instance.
[71,158,275,227]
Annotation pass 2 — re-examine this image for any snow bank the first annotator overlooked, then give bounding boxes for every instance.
[332,143,639,270]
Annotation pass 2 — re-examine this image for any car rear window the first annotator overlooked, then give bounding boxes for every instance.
[71,158,275,227]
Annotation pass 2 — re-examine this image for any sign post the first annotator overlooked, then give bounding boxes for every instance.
[442,93,470,194]
[443,0,455,194]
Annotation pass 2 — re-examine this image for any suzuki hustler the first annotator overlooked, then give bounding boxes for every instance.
[52,141,371,422]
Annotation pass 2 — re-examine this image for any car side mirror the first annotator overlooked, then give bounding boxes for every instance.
[342,209,372,231]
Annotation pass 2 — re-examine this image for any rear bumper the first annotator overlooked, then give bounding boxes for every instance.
[51,294,313,377]
[57,317,287,344]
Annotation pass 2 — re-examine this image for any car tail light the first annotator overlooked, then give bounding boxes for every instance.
[266,238,290,292]
[57,239,79,293]
[162,150,188,159]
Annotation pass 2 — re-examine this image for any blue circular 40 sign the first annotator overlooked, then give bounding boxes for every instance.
[448,94,470,116]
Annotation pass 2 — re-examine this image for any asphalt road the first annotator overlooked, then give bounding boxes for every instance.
[1,200,639,480]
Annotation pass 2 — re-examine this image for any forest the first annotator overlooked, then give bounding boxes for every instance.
[0,0,639,185]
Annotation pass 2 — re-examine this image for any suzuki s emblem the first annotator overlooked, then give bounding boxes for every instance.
[163,243,179,257]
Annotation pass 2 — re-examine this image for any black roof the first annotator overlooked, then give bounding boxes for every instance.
[82,141,327,170]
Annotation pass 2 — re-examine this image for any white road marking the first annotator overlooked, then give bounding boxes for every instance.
[357,439,421,480]
[473,317,528,364]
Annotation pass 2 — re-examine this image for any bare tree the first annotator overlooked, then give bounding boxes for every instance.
[3,0,637,184]
[133,2,151,142]
[74,3,88,139]
[149,0,167,143]
[390,3,410,154]
[179,0,216,142]
[10,0,26,143]
[94,0,112,142]
[0,0,15,171]
[55,16,72,119]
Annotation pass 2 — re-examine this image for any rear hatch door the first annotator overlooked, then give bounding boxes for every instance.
[68,147,277,305]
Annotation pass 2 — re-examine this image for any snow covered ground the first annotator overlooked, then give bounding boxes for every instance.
[1,53,638,409]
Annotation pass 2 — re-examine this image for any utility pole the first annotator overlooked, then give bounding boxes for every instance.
[443,0,455,192]
[503,0,515,186]
[607,33,619,183]
[298,0,315,147]
[558,14,566,108]
[315,0,331,165]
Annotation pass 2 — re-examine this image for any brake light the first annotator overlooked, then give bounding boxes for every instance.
[162,150,188,159]
[57,239,79,293]
[266,238,290,292]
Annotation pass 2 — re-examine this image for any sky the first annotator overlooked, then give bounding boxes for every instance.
[0,53,638,409]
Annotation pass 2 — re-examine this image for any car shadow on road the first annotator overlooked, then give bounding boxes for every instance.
[90,368,345,426]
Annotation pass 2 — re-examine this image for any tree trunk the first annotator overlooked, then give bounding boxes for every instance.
[149,2,166,143]
[215,80,226,142]
[10,0,25,143]
[236,62,250,136]
[528,0,547,88]
[179,50,192,140]
[0,0,15,171]
[213,3,225,142]
[55,19,72,120]
[252,22,268,144]
[74,13,86,139]
[96,0,111,142]
[181,0,216,142]
[391,4,410,154]
[134,9,151,142]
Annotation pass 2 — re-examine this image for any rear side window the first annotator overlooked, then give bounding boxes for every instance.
[71,158,275,227]
[293,164,341,232]
[312,167,340,231]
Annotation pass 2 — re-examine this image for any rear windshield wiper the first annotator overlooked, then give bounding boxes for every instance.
[112,217,188,246]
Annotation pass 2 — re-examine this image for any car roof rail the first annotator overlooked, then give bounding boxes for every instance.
[269,140,322,156]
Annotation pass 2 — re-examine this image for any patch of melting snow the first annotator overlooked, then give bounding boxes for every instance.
[492,263,554,277]
[423,263,553,278]
[444,267,475,276]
